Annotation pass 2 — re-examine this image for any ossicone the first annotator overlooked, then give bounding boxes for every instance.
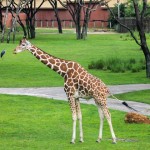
[23,36,26,39]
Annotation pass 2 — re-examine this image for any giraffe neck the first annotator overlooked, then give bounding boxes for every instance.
[28,45,67,77]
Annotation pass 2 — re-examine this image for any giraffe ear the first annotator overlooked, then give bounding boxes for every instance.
[23,36,26,40]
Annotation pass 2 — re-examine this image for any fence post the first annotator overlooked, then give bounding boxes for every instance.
[35,19,37,27]
[46,20,48,28]
[52,20,54,28]
[63,20,65,28]
[40,20,42,27]
[70,20,72,28]
[101,22,104,29]
[109,21,111,28]
[93,20,96,28]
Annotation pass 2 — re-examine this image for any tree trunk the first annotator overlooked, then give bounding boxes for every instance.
[49,0,63,34]
[26,18,35,39]
[21,24,27,37]
[145,54,150,78]
[18,15,27,37]
[81,8,90,40]
[132,0,150,78]
[76,21,82,39]
[54,10,62,34]
[30,24,35,39]
[1,6,9,43]
[141,45,150,78]
[26,19,30,38]
[76,2,82,40]
[0,3,3,31]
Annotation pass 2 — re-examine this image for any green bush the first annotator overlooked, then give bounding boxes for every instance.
[129,58,136,64]
[88,58,145,73]
[88,60,105,70]
[131,65,141,72]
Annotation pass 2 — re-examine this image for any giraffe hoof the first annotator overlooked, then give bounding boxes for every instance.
[70,141,75,144]
[112,141,117,144]
[79,140,84,143]
[112,138,117,144]
[96,140,100,143]
[96,138,101,143]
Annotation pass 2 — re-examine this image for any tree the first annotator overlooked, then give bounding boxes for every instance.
[22,0,45,39]
[104,0,150,78]
[108,3,126,27]
[48,0,62,34]
[59,0,101,40]
[1,0,13,43]
[6,0,30,43]
[0,1,3,31]
[5,0,45,40]
[124,0,150,17]
[1,0,33,43]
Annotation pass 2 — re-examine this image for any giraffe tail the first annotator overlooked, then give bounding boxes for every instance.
[110,94,138,112]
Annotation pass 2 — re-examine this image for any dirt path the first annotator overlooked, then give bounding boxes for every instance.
[0,84,150,115]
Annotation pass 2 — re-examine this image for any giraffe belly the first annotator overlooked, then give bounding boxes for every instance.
[74,90,93,100]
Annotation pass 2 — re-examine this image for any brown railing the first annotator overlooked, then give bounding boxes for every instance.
[117,17,150,33]
[34,19,111,28]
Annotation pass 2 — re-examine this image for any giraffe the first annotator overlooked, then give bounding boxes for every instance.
[14,37,116,144]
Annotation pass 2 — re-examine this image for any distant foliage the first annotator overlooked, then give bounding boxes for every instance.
[88,58,145,73]
[108,3,126,27]
[119,32,150,41]
[108,1,150,28]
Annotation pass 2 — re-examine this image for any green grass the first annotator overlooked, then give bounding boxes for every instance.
[0,29,150,87]
[1,29,150,150]
[114,90,150,104]
[0,94,150,150]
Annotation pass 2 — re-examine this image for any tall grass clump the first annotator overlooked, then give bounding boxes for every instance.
[88,58,145,73]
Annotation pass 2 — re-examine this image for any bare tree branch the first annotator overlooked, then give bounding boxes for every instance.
[78,0,102,12]
[104,0,141,46]
[1,0,13,42]
[141,0,147,22]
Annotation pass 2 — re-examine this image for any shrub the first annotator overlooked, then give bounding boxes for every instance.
[131,64,141,73]
[88,57,145,73]
[88,60,105,70]
[129,58,136,64]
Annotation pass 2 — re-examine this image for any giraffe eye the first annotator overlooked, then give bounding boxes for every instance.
[22,43,26,47]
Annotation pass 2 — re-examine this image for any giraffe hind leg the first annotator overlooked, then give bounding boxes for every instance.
[95,99,117,144]
[102,105,116,143]
[96,106,104,143]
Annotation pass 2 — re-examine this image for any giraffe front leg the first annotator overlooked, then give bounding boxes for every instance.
[71,114,77,144]
[96,106,104,143]
[75,99,84,143]
[68,97,77,144]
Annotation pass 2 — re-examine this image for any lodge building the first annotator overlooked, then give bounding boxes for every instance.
[0,0,134,28]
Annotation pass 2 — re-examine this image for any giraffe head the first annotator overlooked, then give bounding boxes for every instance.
[14,37,31,54]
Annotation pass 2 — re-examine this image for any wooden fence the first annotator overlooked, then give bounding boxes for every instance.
[34,19,111,29]
[117,17,150,33]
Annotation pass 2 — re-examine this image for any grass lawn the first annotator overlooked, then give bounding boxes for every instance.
[114,89,150,104]
[1,29,150,150]
[0,29,150,87]
[0,94,150,150]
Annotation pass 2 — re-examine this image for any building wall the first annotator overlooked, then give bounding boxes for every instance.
[2,4,109,28]
[2,12,26,28]
[35,7,109,28]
